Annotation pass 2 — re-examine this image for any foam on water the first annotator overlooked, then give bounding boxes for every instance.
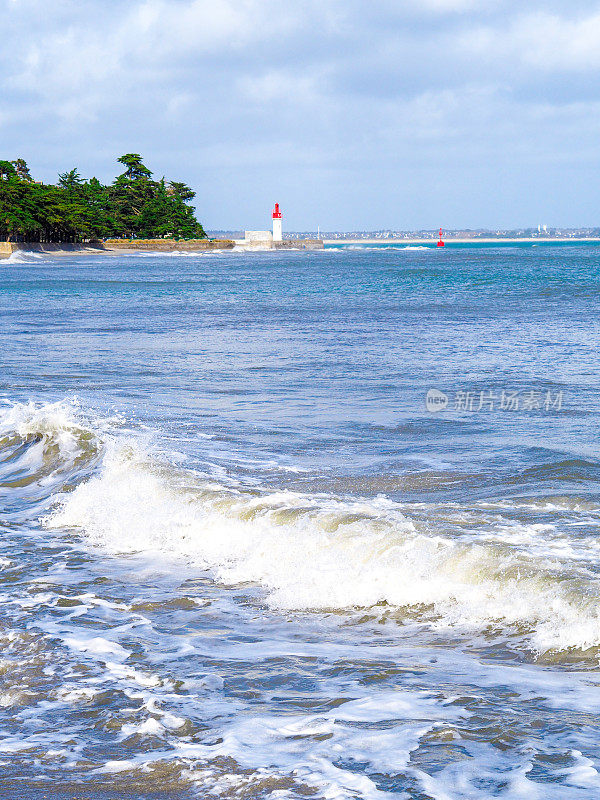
[0,398,93,443]
[134,250,228,257]
[8,400,590,656]
[1,250,45,264]
[329,244,432,251]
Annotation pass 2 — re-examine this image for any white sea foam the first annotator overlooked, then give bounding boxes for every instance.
[330,245,431,251]
[120,717,166,739]
[4,400,600,656]
[232,244,274,252]
[37,423,600,654]
[0,399,99,449]
[133,250,226,258]
[0,400,101,490]
[1,250,45,264]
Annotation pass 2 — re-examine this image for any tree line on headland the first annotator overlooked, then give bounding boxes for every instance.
[0,154,206,242]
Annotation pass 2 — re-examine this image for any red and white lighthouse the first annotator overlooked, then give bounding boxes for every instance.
[272,203,282,242]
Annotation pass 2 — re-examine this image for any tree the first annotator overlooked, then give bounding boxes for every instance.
[0,154,206,242]
[116,153,152,181]
[12,159,32,182]
[0,161,17,181]
[58,168,83,191]
[169,181,196,201]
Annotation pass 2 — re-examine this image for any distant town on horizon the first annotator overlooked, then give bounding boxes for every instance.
[209,227,600,241]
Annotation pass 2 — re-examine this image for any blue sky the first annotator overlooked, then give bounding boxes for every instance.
[2,0,599,230]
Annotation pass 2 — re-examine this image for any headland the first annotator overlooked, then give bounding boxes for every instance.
[0,154,207,245]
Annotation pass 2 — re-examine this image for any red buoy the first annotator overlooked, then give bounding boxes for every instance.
[437,228,445,247]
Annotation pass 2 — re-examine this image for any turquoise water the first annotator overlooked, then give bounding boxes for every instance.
[1,244,600,798]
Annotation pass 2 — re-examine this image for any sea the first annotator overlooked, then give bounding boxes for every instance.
[1,242,600,799]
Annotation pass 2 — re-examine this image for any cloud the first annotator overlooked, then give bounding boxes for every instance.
[408,0,495,12]
[462,9,600,71]
[0,0,599,227]
[510,11,600,70]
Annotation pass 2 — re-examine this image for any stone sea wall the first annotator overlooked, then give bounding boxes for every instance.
[0,242,108,258]
[273,239,323,250]
[238,238,324,250]
[103,239,235,251]
[0,237,324,258]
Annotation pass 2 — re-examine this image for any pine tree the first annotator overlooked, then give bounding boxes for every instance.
[0,155,206,242]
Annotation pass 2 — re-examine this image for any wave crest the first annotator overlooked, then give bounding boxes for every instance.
[0,400,105,491]
[37,424,600,656]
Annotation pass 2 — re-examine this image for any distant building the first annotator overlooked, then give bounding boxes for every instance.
[244,230,273,244]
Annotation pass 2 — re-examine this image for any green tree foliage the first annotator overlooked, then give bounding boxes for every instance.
[117,153,152,181]
[0,155,206,242]
[12,159,32,182]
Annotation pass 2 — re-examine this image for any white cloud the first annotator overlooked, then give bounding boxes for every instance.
[237,69,324,104]
[409,0,495,12]
[462,9,600,71]
[0,0,599,226]
[517,11,600,70]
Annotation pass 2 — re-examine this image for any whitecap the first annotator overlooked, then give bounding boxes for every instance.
[41,432,600,655]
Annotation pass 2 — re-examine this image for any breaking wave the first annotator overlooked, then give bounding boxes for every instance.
[1,250,46,264]
[3,400,600,656]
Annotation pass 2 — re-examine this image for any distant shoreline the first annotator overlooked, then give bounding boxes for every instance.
[3,237,599,260]
[323,237,600,245]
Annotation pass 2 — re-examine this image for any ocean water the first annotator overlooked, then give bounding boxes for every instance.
[1,243,600,798]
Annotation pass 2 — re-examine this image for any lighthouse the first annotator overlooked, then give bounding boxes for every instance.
[272,203,282,242]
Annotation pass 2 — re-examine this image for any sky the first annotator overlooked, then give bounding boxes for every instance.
[1,0,600,230]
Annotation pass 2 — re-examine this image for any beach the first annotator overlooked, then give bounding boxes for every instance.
[1,243,600,798]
